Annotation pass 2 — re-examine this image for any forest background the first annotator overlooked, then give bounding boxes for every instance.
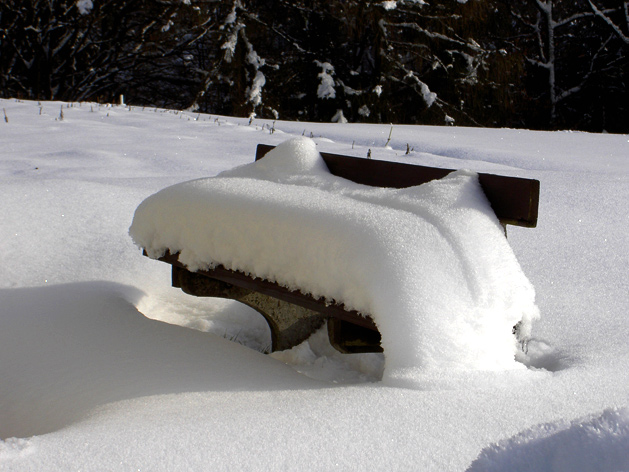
[1,0,627,133]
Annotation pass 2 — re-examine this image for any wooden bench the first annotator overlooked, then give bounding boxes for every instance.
[149,144,540,354]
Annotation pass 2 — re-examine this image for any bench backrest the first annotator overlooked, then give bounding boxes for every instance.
[256,144,539,228]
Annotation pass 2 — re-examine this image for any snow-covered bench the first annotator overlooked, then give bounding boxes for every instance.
[131,139,539,362]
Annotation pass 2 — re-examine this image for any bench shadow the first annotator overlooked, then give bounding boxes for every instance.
[0,282,323,440]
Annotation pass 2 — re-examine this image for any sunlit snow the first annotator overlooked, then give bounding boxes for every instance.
[1,99,628,471]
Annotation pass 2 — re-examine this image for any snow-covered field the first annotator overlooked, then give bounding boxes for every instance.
[1,99,628,471]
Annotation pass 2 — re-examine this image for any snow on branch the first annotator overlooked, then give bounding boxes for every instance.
[588,0,629,45]
[404,70,436,107]
[534,0,552,16]
[245,43,266,107]
[220,1,244,62]
[247,71,266,107]
[388,22,482,51]
[221,24,243,63]
[315,61,336,100]
[76,0,93,15]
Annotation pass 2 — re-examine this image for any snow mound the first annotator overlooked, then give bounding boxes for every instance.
[0,282,315,439]
[467,407,629,472]
[130,137,539,384]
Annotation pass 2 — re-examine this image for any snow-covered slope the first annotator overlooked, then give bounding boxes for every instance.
[1,99,627,471]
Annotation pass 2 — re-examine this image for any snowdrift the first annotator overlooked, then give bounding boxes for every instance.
[130,137,540,383]
[0,282,316,439]
[468,407,629,472]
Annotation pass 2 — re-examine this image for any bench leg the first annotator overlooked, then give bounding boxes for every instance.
[327,318,383,354]
[172,266,326,352]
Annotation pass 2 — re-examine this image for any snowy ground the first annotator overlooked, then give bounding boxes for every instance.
[1,99,628,471]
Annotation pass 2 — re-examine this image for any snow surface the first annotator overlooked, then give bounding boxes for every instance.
[1,99,628,471]
[130,137,539,382]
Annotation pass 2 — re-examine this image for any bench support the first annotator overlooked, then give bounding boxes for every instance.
[173,265,326,352]
[152,251,382,353]
[172,265,382,353]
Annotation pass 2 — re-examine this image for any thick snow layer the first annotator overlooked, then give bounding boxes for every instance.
[130,137,539,380]
[1,99,628,471]
[468,408,629,472]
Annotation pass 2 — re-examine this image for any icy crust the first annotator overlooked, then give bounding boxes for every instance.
[129,137,539,379]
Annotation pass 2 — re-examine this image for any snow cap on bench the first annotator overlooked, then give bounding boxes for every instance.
[130,137,539,386]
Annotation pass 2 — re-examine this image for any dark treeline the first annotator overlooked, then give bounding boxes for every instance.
[1,0,627,132]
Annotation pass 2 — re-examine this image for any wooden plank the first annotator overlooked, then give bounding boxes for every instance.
[156,250,379,332]
[255,144,539,228]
